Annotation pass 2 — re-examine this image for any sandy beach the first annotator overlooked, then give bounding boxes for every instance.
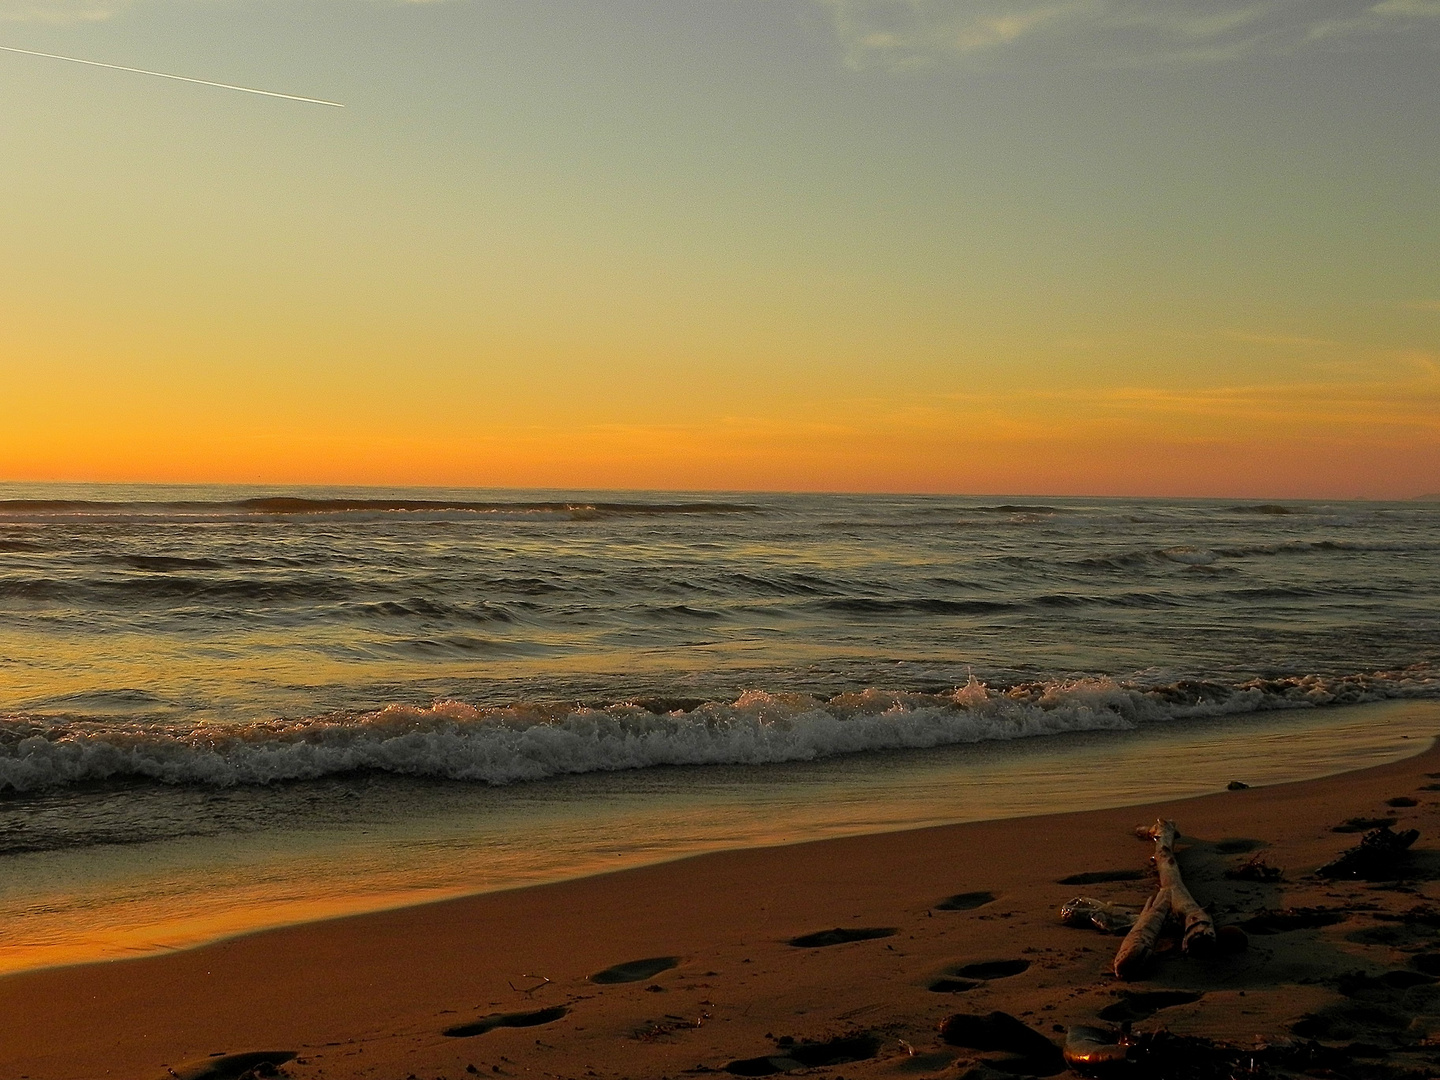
[3,735,1438,1080]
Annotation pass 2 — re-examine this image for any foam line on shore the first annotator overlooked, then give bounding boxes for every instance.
[4,670,1437,792]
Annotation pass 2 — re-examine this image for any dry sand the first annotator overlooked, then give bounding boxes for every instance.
[5,738,1440,1080]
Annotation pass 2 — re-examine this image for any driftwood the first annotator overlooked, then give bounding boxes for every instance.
[1111,819,1214,978]
[1150,820,1216,955]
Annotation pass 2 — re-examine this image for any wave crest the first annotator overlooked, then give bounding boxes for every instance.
[2,668,1434,793]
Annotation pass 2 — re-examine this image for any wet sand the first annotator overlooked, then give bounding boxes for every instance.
[4,736,1440,1080]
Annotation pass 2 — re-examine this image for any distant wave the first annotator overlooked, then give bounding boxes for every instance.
[3,578,1226,613]
[232,498,758,517]
[1230,504,1298,515]
[113,555,229,572]
[0,575,358,604]
[1065,539,1428,574]
[818,597,1013,615]
[969,504,1067,514]
[821,592,1185,614]
[2,668,1433,793]
[0,498,759,520]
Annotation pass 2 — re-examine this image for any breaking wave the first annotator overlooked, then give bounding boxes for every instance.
[2,669,1434,793]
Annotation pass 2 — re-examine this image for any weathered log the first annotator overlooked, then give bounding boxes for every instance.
[1112,886,1171,979]
[1111,819,1216,978]
[1148,819,1216,956]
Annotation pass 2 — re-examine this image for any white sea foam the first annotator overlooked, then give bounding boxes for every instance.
[2,671,1434,793]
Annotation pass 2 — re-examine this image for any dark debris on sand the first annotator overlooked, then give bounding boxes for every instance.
[1318,827,1420,881]
[1050,820,1440,1080]
[1225,853,1284,882]
[1065,1028,1440,1080]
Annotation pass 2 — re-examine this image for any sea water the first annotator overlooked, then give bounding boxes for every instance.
[1,485,1437,971]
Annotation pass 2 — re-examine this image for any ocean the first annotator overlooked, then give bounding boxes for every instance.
[2,484,1437,972]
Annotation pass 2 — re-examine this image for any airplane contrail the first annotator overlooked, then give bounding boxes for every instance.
[0,44,343,107]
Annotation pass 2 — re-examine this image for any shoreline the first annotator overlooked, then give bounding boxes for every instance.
[4,698,1437,980]
[5,728,1440,1079]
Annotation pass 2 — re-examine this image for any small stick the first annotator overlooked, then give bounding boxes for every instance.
[508,974,552,996]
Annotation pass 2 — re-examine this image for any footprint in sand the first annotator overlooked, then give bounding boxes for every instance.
[786,927,896,948]
[1211,838,1265,854]
[957,958,1031,979]
[590,956,680,984]
[929,976,983,993]
[1292,1002,1416,1042]
[1349,920,1440,948]
[162,1051,297,1080]
[1240,908,1347,934]
[929,958,1030,992]
[1332,816,1397,833]
[723,1033,881,1076]
[935,890,997,911]
[938,1011,1065,1075]
[1412,952,1440,976]
[443,1006,569,1038]
[1098,989,1203,1022]
[1056,870,1146,886]
[1338,970,1437,995]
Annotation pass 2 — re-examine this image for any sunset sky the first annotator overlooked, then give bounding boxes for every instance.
[2,0,1437,497]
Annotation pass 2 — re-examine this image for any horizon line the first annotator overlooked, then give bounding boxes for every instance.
[0,480,1434,504]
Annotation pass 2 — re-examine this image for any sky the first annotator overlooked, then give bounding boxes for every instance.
[1,0,1437,497]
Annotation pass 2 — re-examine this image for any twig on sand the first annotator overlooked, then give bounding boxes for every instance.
[509,974,552,996]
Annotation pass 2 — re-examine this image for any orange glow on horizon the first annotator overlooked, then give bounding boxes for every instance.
[7,368,1437,499]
